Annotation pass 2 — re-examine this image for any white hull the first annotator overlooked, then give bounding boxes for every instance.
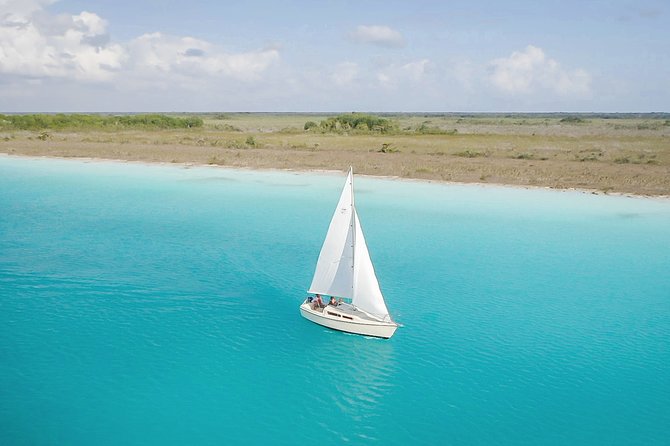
[300,302,398,339]
[303,168,398,339]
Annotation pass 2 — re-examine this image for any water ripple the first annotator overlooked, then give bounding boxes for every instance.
[2,157,670,445]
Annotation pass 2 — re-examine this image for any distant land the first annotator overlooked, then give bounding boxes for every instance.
[1,112,669,196]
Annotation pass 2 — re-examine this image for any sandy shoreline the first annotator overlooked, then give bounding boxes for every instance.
[2,114,669,197]
[4,152,668,202]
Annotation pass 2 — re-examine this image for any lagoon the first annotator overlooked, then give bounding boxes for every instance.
[1,156,669,445]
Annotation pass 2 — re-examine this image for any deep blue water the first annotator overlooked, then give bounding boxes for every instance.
[1,156,669,445]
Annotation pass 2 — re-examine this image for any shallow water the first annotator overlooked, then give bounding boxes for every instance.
[1,156,669,445]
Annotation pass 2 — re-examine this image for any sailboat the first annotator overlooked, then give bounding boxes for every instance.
[300,167,398,339]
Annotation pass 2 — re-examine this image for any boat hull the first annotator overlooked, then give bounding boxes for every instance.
[299,303,398,339]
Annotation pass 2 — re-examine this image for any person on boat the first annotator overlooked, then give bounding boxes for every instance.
[312,294,324,310]
[329,296,342,306]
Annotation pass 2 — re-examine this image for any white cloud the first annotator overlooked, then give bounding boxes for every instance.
[0,1,279,87]
[349,25,404,48]
[0,1,125,81]
[0,0,53,17]
[488,45,591,96]
[377,72,392,88]
[375,59,431,89]
[216,48,279,80]
[447,58,476,92]
[400,59,429,81]
[126,33,278,86]
[330,61,358,86]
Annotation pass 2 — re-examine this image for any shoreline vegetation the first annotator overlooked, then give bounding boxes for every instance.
[1,112,669,196]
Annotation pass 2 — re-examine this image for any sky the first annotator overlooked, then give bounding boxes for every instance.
[0,0,668,112]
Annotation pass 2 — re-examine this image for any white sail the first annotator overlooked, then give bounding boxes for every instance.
[302,167,397,338]
[352,209,390,318]
[308,170,355,298]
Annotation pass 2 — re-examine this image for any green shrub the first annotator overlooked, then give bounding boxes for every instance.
[309,113,397,134]
[354,122,369,131]
[378,143,399,153]
[0,113,204,130]
[215,123,241,131]
[559,116,586,124]
[416,123,457,135]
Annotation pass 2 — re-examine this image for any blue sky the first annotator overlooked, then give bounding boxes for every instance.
[0,0,668,112]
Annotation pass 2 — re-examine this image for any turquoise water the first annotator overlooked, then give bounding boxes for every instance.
[1,156,669,445]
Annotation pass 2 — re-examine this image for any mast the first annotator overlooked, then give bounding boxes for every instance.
[349,166,356,299]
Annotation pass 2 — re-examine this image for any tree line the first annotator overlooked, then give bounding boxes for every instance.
[0,114,203,130]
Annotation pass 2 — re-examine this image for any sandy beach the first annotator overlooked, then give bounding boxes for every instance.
[2,113,669,197]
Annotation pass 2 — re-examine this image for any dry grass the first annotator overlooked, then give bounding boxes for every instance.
[2,114,669,196]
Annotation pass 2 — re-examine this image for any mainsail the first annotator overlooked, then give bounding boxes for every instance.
[308,168,391,319]
[308,170,354,298]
